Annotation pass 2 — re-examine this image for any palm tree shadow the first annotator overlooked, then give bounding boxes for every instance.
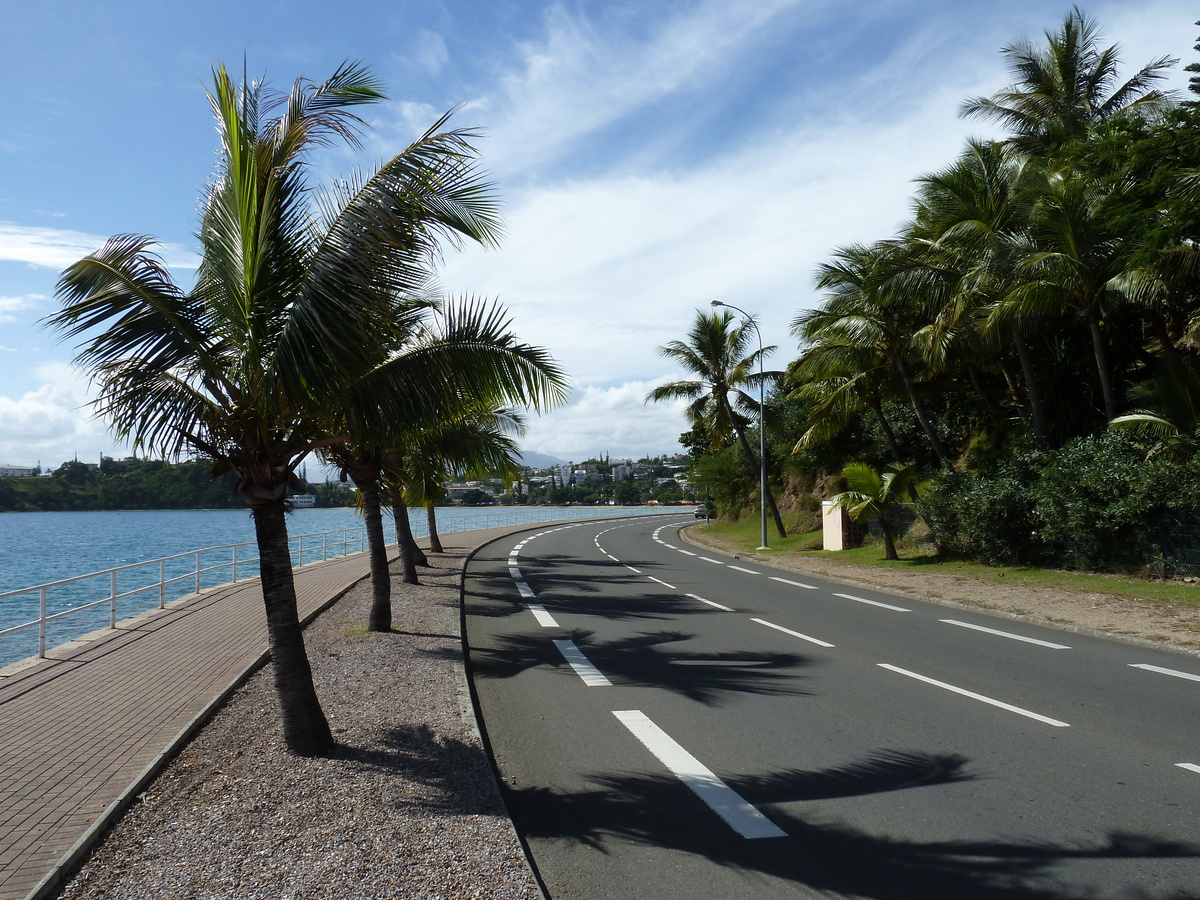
[508,750,1200,899]
[332,723,505,816]
[469,628,810,704]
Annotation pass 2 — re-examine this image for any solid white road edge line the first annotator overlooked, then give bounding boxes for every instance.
[612,710,786,839]
[833,592,910,612]
[878,663,1070,727]
[751,618,835,648]
[1130,664,1200,683]
[528,604,559,628]
[770,577,817,590]
[941,619,1071,649]
[687,593,734,612]
[553,639,612,686]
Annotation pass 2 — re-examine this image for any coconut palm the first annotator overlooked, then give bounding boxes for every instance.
[1109,355,1200,457]
[323,298,566,629]
[647,310,787,538]
[832,462,923,560]
[913,139,1054,445]
[961,5,1176,158]
[405,406,525,555]
[796,242,952,468]
[47,62,500,756]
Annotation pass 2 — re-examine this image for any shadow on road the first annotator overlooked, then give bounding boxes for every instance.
[508,749,1200,899]
[469,628,809,704]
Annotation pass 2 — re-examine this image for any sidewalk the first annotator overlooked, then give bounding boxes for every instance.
[0,522,535,900]
[0,549,377,900]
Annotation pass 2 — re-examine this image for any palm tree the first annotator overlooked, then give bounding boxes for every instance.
[324,298,566,629]
[47,62,498,756]
[913,139,1054,445]
[796,242,952,468]
[404,406,525,556]
[992,169,1129,422]
[647,310,787,538]
[961,5,1176,158]
[1109,355,1200,457]
[832,462,923,560]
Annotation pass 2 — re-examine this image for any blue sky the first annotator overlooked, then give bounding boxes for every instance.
[1,0,1195,470]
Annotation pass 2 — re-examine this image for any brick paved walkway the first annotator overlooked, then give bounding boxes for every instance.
[0,521,560,900]
[0,548,381,900]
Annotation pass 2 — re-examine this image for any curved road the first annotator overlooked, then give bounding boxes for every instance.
[464,514,1200,899]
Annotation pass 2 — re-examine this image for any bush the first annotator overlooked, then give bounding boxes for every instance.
[1036,432,1200,569]
[920,456,1045,565]
[921,432,1200,571]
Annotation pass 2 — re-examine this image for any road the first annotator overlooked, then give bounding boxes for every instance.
[463,514,1200,899]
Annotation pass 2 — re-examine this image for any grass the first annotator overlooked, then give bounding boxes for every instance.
[691,517,1200,609]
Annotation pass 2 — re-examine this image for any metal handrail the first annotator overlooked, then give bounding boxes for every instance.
[0,525,366,659]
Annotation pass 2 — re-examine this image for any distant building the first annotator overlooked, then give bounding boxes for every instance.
[0,466,37,478]
[289,494,316,508]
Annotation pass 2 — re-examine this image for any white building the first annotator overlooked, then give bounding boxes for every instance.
[0,466,38,478]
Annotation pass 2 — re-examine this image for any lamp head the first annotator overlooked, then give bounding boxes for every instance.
[710,299,723,308]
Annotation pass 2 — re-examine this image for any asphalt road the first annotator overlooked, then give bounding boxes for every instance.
[463,514,1200,899]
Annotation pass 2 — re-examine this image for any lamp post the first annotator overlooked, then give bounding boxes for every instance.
[710,299,768,551]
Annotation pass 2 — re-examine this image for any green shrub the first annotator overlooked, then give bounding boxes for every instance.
[920,456,1045,565]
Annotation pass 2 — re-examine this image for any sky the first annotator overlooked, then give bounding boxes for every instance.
[1,0,1195,471]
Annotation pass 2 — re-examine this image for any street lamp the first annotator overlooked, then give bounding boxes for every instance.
[710,299,768,551]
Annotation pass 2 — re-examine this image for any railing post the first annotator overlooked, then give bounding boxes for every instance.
[323,531,329,562]
[110,570,118,628]
[38,587,47,658]
[159,559,166,609]
[195,551,201,594]
[233,544,239,583]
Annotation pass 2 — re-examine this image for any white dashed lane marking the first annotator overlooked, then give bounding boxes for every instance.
[878,664,1070,727]
[613,710,786,839]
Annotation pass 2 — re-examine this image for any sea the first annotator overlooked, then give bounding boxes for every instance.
[0,505,677,666]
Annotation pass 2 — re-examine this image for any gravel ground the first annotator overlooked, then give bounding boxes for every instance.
[55,550,542,900]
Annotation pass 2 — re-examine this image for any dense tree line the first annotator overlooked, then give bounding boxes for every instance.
[0,459,358,512]
[665,9,1200,573]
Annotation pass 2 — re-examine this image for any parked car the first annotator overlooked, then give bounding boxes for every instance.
[694,505,707,519]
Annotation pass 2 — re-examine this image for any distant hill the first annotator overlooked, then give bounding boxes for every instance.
[519,450,567,469]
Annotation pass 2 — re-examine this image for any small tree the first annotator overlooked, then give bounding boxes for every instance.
[832,462,923,560]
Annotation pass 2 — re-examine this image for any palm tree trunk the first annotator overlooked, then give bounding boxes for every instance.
[892,354,950,468]
[390,489,419,585]
[867,396,905,464]
[426,502,444,554]
[357,477,391,632]
[878,514,899,560]
[867,398,919,503]
[251,498,333,757]
[1087,307,1119,422]
[1013,333,1051,446]
[732,425,786,539]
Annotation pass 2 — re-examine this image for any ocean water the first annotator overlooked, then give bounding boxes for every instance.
[0,505,674,665]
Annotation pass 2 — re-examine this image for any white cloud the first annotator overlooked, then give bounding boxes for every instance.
[521,375,690,462]
[472,0,805,179]
[0,363,128,466]
[414,30,449,75]
[0,223,199,271]
[0,293,45,324]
